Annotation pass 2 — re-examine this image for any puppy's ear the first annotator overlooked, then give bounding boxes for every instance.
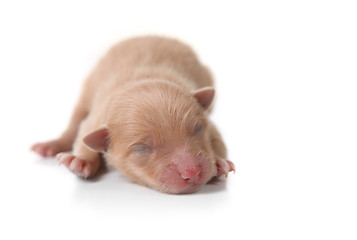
[83,128,110,152]
[193,87,215,110]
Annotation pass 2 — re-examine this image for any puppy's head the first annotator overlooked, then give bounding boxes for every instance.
[84,80,216,194]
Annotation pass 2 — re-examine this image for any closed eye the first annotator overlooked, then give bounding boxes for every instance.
[131,144,153,154]
[193,122,204,136]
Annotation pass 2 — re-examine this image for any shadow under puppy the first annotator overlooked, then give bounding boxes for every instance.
[31,36,235,194]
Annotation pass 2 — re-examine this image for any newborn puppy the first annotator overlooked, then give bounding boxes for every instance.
[31,36,235,194]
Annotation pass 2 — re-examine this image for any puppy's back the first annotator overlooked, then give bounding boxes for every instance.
[95,36,212,87]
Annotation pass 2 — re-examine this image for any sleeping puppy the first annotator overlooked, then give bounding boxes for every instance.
[31,36,235,194]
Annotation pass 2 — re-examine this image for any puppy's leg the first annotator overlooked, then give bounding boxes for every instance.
[31,94,90,157]
[209,123,235,177]
[56,119,102,178]
[31,54,111,157]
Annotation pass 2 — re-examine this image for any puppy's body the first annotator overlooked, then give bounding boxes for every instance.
[32,36,234,194]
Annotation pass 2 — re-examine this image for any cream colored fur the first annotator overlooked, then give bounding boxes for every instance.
[32,36,233,194]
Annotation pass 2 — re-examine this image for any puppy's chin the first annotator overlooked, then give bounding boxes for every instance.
[155,179,205,194]
[161,185,203,195]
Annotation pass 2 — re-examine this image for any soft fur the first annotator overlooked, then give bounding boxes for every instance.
[32,36,234,194]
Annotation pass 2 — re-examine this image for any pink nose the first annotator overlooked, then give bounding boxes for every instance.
[180,165,201,181]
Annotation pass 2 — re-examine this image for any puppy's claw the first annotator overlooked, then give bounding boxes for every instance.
[56,152,94,178]
[216,158,235,177]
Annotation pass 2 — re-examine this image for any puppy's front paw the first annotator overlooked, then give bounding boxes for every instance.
[56,153,98,178]
[216,158,235,177]
[31,140,67,157]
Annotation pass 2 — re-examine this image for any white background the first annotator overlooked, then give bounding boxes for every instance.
[0,0,356,239]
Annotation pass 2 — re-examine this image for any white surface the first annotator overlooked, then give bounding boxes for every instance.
[0,0,356,239]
